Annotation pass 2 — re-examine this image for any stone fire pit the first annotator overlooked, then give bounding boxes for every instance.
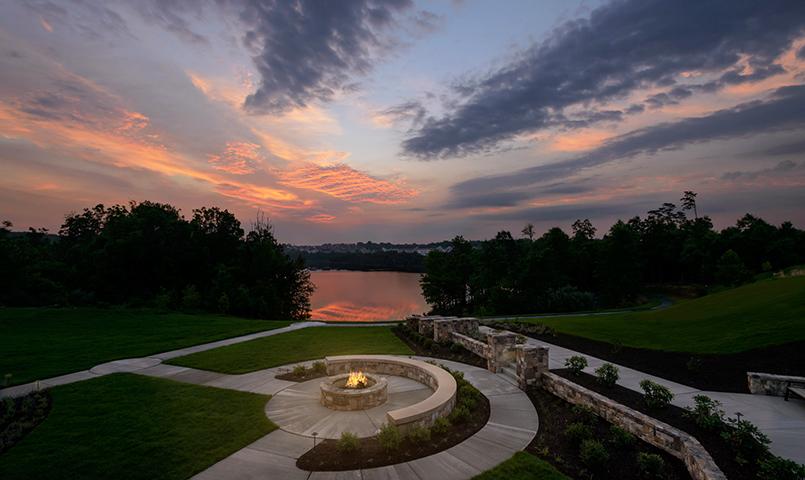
[320,372,388,411]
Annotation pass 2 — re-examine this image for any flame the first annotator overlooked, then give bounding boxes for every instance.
[345,371,368,389]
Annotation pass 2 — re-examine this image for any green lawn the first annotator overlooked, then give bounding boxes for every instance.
[0,308,290,386]
[473,452,570,480]
[517,277,805,354]
[169,326,413,373]
[0,373,275,480]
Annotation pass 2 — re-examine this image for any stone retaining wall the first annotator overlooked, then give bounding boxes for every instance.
[542,372,726,480]
[325,355,457,433]
[451,332,491,358]
[747,371,805,397]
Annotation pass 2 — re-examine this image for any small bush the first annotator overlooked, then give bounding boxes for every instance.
[310,361,327,375]
[609,425,636,449]
[564,422,593,446]
[431,417,451,436]
[423,338,434,350]
[407,425,431,443]
[579,439,609,472]
[572,405,597,425]
[459,383,481,401]
[636,452,665,479]
[683,395,724,431]
[565,355,588,375]
[292,365,307,377]
[337,432,359,453]
[449,342,464,354]
[639,380,674,409]
[686,356,702,373]
[449,405,471,424]
[458,395,478,411]
[377,424,401,452]
[758,455,805,480]
[721,417,770,466]
[595,363,619,388]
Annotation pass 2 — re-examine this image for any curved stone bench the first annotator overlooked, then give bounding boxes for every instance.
[325,355,457,433]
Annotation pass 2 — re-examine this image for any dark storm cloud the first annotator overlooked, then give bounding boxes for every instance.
[450,85,805,205]
[721,160,799,180]
[443,191,531,209]
[402,0,805,159]
[763,139,805,156]
[237,0,415,114]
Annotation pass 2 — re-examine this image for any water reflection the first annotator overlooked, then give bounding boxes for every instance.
[309,271,429,322]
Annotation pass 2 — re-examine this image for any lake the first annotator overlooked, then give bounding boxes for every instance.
[309,270,429,322]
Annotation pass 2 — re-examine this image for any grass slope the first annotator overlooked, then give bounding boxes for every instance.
[0,374,275,480]
[169,326,413,373]
[0,308,289,386]
[473,452,570,480]
[518,277,805,353]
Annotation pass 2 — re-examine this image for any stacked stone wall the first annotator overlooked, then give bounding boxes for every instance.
[542,372,726,480]
[747,372,805,397]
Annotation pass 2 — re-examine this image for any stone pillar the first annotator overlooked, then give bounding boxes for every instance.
[455,318,479,337]
[405,315,421,332]
[486,331,517,373]
[433,319,455,343]
[515,345,549,389]
[418,317,435,337]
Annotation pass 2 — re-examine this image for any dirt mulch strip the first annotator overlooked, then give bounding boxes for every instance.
[391,326,487,368]
[503,323,805,393]
[275,370,328,382]
[552,368,753,480]
[525,385,690,480]
[296,395,490,471]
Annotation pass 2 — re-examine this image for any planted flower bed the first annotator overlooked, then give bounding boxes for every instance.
[392,324,487,368]
[296,366,489,471]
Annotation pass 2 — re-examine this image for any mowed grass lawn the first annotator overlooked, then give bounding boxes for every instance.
[0,374,275,480]
[0,308,290,386]
[518,277,805,354]
[473,452,569,480]
[169,326,413,373]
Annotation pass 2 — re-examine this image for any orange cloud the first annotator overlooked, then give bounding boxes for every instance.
[39,17,53,33]
[550,130,612,152]
[307,213,336,223]
[277,163,418,204]
[208,141,262,175]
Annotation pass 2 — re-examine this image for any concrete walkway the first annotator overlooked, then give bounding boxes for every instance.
[191,357,537,480]
[528,335,805,463]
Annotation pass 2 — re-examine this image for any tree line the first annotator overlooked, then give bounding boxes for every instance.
[0,201,313,320]
[421,192,805,316]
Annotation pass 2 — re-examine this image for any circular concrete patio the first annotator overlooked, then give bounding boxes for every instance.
[267,374,433,438]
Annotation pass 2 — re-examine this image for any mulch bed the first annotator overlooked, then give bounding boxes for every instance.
[526,385,690,480]
[391,324,487,368]
[502,323,805,393]
[1,390,52,454]
[552,368,753,480]
[296,392,490,470]
[275,370,328,382]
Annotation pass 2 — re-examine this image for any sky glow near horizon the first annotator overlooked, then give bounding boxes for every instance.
[1,0,805,243]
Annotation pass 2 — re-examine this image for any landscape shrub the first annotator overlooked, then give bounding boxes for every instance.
[565,355,588,375]
[377,424,401,452]
[407,425,431,443]
[459,383,481,401]
[458,395,478,411]
[431,417,451,436]
[721,417,770,466]
[636,452,665,479]
[609,425,636,449]
[449,342,465,354]
[595,363,619,388]
[423,338,434,350]
[572,405,597,425]
[686,356,702,373]
[311,361,327,375]
[758,455,805,480]
[216,293,230,313]
[564,422,593,447]
[449,405,471,424]
[180,284,202,311]
[639,380,674,409]
[579,439,609,472]
[337,432,359,453]
[292,364,307,377]
[683,395,724,431]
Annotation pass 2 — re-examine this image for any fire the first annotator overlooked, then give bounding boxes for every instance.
[345,371,368,389]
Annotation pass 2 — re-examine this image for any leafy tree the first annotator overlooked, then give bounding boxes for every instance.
[716,249,749,286]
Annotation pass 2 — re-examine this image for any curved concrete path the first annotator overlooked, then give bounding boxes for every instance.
[191,357,537,480]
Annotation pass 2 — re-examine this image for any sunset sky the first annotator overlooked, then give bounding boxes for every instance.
[2,0,805,243]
